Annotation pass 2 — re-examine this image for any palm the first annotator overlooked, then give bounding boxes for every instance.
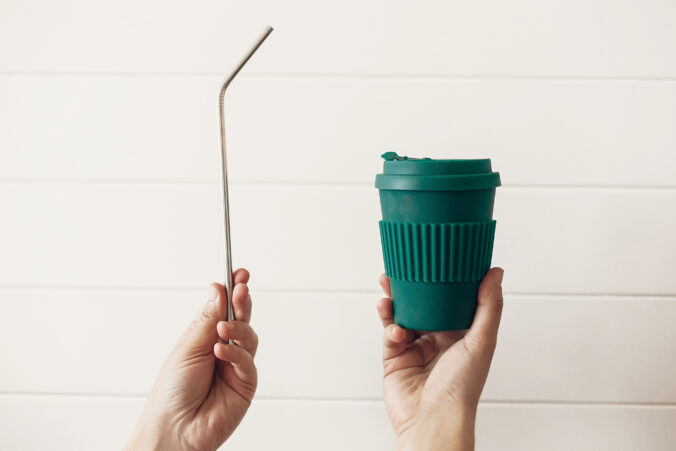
[160,334,255,451]
[382,330,467,433]
[127,271,259,451]
[377,269,504,442]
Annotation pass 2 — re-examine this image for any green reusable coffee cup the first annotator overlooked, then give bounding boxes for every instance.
[375,152,501,331]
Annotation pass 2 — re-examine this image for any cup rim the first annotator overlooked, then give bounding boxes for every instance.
[375,172,501,191]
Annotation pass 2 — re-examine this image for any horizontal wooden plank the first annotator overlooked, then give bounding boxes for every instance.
[475,403,676,451]
[1,184,675,294]
[1,289,674,403]
[1,76,675,186]
[0,395,674,451]
[0,1,674,77]
[0,395,145,451]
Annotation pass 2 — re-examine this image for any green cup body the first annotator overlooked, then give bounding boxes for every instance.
[375,154,500,331]
[379,189,495,222]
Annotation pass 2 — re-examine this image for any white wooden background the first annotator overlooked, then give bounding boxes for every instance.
[1,1,675,450]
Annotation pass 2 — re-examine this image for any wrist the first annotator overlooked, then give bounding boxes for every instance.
[124,420,166,451]
[395,405,476,451]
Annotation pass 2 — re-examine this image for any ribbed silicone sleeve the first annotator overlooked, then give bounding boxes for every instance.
[379,220,496,283]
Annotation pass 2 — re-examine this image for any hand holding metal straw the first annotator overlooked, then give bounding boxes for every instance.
[219,26,273,339]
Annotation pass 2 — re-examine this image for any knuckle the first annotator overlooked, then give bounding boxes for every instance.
[493,297,504,315]
[383,326,392,341]
[462,333,480,355]
[235,283,249,294]
[245,348,255,362]
[464,332,496,357]
[383,325,398,345]
[200,310,213,322]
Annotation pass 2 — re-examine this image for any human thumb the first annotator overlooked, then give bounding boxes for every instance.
[465,268,504,356]
[178,283,227,354]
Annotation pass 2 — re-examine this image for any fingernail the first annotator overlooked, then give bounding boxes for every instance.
[495,268,504,284]
[208,285,219,302]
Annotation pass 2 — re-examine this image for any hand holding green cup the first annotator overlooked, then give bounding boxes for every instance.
[375,152,501,331]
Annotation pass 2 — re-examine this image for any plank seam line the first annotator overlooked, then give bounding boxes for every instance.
[1,71,676,82]
[1,286,675,300]
[0,392,673,408]
[1,179,676,191]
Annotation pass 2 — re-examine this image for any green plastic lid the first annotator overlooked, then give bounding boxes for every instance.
[375,152,501,191]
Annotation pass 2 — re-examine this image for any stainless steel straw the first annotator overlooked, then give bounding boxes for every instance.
[219,26,273,329]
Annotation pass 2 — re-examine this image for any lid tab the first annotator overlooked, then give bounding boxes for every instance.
[382,151,431,162]
[375,152,501,191]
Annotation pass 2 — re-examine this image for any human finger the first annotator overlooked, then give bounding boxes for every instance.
[214,343,257,385]
[233,268,250,284]
[231,282,252,323]
[217,320,259,356]
[382,323,415,361]
[377,297,395,328]
[378,273,392,298]
[464,268,504,357]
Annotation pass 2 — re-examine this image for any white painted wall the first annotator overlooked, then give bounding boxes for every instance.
[1,1,675,449]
